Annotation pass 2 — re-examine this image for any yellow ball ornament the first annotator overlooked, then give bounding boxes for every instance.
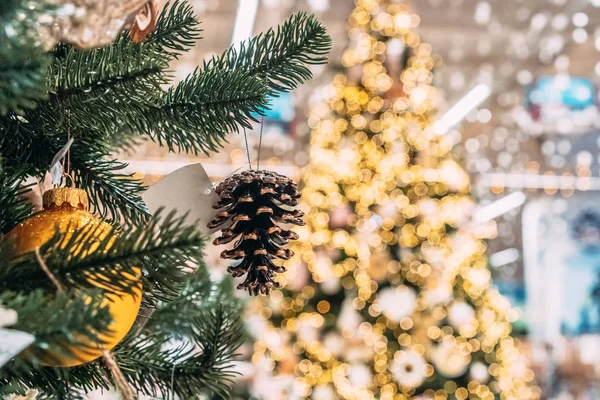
[7,188,143,367]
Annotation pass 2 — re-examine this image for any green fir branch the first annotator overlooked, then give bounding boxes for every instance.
[117,306,244,399]
[1,357,111,398]
[0,114,35,164]
[22,0,202,138]
[0,163,34,234]
[146,266,240,338]
[0,6,332,398]
[35,37,169,137]
[69,142,149,224]
[107,130,148,154]
[33,138,148,224]
[0,48,48,116]
[205,12,332,93]
[0,211,204,300]
[0,0,54,115]
[0,289,112,369]
[38,389,88,400]
[147,0,202,57]
[132,68,269,155]
[0,117,149,224]
[1,301,243,399]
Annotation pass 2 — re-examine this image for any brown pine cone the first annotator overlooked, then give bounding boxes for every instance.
[208,170,305,295]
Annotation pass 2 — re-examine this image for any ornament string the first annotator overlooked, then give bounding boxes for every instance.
[34,244,136,399]
[242,127,252,168]
[170,362,177,400]
[241,116,265,170]
[216,162,254,192]
[66,108,71,178]
[257,115,264,170]
[103,351,135,400]
[34,247,65,293]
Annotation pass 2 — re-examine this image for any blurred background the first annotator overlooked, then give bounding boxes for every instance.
[119,0,600,398]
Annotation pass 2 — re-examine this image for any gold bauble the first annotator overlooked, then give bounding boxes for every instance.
[7,188,142,367]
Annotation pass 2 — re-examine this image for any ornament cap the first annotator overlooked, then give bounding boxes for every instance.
[43,188,88,211]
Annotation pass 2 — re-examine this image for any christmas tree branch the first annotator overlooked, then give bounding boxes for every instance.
[0,4,332,398]
[205,12,332,93]
[3,5,331,159]
[35,37,168,136]
[0,289,112,368]
[117,306,244,399]
[107,130,148,154]
[35,138,148,224]
[144,266,240,338]
[1,358,111,398]
[132,68,269,155]
[0,0,49,115]
[0,211,204,300]
[0,49,48,116]
[0,163,34,234]
[38,390,88,400]
[0,118,149,224]
[68,143,149,224]
[147,0,202,57]
[1,293,243,399]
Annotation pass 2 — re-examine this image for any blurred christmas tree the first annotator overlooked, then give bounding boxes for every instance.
[0,0,330,398]
[248,1,540,399]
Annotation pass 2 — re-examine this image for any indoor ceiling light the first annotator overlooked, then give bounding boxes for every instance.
[473,192,526,223]
[231,0,260,45]
[433,83,492,135]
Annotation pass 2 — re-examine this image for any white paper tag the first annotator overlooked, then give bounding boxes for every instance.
[0,329,35,367]
[142,163,221,235]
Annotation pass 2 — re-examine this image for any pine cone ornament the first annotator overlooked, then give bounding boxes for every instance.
[208,170,305,295]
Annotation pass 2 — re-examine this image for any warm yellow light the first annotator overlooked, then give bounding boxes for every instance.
[245,1,540,399]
